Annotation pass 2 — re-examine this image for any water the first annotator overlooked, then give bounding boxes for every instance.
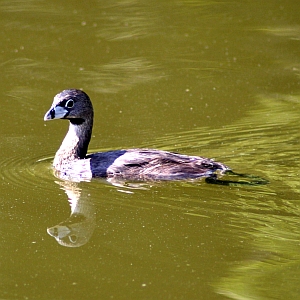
[1,0,300,299]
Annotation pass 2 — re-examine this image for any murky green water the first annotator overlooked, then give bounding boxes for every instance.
[1,0,300,299]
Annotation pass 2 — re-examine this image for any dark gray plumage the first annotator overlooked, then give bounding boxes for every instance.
[44,89,230,182]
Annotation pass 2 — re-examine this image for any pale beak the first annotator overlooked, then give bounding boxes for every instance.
[44,106,68,121]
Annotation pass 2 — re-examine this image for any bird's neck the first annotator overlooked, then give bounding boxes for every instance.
[53,118,93,169]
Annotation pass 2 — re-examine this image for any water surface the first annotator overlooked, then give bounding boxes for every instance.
[1,0,300,299]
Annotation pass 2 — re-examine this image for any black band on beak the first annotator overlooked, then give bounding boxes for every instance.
[50,108,55,119]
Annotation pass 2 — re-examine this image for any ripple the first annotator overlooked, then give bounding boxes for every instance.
[0,153,56,191]
[3,95,298,193]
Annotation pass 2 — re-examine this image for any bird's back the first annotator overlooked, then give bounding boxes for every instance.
[90,149,230,181]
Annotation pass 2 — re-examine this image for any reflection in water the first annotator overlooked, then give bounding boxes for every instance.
[1,89,299,299]
[47,181,96,247]
[80,58,164,94]
[4,57,164,97]
[215,208,300,299]
[262,26,300,39]
[0,1,58,14]
[95,0,159,41]
[1,0,300,298]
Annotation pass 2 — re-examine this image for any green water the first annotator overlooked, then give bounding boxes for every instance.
[1,0,300,299]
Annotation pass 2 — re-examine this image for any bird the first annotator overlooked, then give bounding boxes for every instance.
[44,89,231,182]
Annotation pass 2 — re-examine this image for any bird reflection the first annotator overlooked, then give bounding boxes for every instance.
[47,180,96,247]
[46,171,268,248]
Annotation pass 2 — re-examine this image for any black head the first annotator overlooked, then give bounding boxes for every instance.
[44,89,94,123]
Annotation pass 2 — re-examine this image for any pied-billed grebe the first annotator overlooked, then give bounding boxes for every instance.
[44,89,230,182]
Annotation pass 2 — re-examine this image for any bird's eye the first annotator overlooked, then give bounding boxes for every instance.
[65,99,74,108]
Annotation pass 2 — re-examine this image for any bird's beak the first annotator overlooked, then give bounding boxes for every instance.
[44,106,68,121]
